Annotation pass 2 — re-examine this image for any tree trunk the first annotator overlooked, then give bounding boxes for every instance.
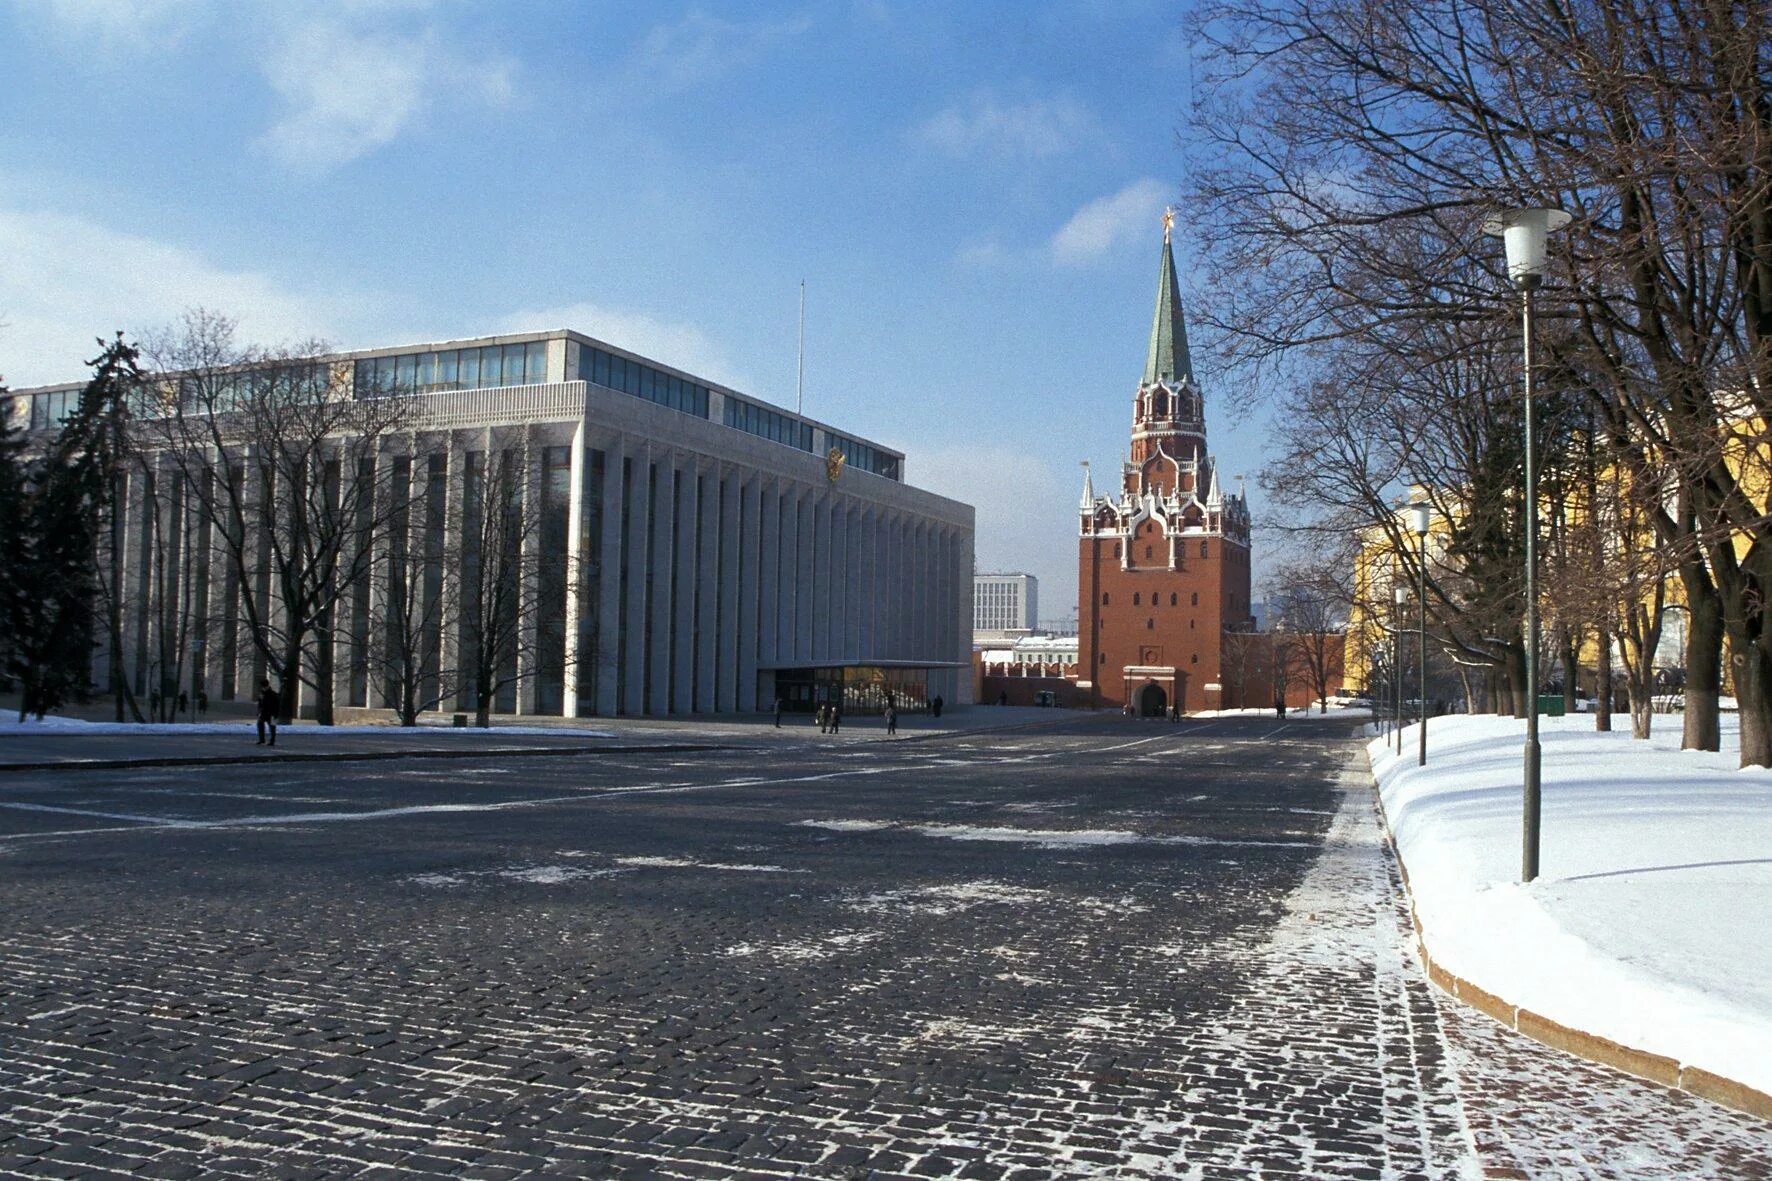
[313,626,336,726]
[1683,572,1723,752]
[1503,645,1527,718]
[1628,669,1654,739]
[1595,624,1613,732]
[277,632,303,725]
[1727,626,1772,769]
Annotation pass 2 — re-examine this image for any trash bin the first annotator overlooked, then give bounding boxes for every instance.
[1536,695,1566,717]
[452,713,468,727]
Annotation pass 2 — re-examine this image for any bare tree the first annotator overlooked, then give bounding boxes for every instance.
[1268,559,1348,713]
[1187,0,1772,763]
[141,310,415,725]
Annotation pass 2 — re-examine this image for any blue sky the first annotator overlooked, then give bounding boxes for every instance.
[0,0,1275,621]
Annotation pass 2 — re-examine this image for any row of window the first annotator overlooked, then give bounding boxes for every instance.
[724,396,814,451]
[1101,591,1200,606]
[355,342,549,398]
[22,387,80,431]
[578,346,712,418]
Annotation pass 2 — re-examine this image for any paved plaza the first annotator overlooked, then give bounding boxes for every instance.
[1,715,1768,1178]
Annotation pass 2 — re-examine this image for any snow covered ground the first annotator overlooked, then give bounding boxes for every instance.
[1371,712,1772,1100]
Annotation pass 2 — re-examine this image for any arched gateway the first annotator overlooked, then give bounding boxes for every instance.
[1136,682,1168,718]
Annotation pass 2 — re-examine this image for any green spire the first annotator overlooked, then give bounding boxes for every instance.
[1142,225,1193,386]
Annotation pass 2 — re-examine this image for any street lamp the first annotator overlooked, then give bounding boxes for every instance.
[1393,585,1408,755]
[1484,205,1571,884]
[1411,497,1431,766]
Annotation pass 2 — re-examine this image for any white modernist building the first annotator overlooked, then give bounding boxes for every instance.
[973,572,1039,642]
[10,328,975,718]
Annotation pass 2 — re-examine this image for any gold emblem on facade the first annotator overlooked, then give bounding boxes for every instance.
[826,446,846,483]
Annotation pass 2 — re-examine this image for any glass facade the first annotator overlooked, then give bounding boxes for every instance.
[724,397,814,451]
[25,387,80,431]
[355,341,547,397]
[578,346,712,417]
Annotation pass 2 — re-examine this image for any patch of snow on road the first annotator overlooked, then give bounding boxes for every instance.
[847,880,1047,916]
[798,819,892,832]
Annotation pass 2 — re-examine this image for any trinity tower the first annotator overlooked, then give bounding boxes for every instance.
[1077,215,1254,714]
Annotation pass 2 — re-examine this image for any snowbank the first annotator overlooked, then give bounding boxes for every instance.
[1371,713,1772,1099]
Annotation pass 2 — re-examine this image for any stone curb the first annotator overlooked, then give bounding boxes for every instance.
[0,742,741,775]
[1365,749,1772,1125]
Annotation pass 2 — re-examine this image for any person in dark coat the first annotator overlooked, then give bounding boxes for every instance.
[884,703,897,736]
[773,696,784,728]
[256,679,281,746]
[1274,694,1286,719]
[197,689,208,716]
[931,695,943,718]
[829,704,841,734]
[177,690,189,717]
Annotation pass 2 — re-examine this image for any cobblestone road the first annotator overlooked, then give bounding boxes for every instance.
[1,715,1767,1178]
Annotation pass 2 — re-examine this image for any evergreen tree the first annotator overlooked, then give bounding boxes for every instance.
[4,336,139,720]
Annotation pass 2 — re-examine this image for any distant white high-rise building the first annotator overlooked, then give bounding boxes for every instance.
[974,573,1039,640]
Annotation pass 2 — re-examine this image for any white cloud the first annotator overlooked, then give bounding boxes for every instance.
[912,92,1100,160]
[255,16,513,173]
[1050,178,1171,266]
[0,206,344,387]
[626,8,812,96]
[494,302,755,394]
[9,0,204,50]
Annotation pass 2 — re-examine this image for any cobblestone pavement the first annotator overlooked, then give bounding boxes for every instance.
[1,714,1767,1178]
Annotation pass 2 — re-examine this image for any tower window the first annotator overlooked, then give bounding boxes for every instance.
[1133,593,1140,606]
[1170,593,1178,606]
[1146,619,1154,630]
[1146,545,1153,559]
[1201,541,1209,559]
[1191,592,1199,606]
[1114,543,1121,557]
[1099,653,1106,665]
[1191,654,1199,664]
[1102,592,1110,605]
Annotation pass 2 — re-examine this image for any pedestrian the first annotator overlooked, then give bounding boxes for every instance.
[1170,702,1180,723]
[773,696,784,728]
[256,678,281,746]
[1274,694,1285,719]
[197,689,208,717]
[817,703,829,734]
[884,702,897,736]
[830,703,841,734]
[177,689,189,717]
[150,688,162,718]
[999,690,1008,706]
[931,695,943,718]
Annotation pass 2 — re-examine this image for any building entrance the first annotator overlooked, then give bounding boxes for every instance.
[1136,682,1168,718]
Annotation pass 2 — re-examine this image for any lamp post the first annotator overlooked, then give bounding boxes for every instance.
[1394,585,1407,755]
[1412,498,1431,765]
[1484,206,1571,884]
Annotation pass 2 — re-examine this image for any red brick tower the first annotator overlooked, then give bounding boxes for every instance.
[1077,215,1253,714]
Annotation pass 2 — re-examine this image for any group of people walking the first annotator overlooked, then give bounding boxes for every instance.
[772,694,934,737]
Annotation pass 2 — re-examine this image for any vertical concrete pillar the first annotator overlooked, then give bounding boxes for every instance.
[672,460,699,713]
[561,421,586,717]
[737,475,763,711]
[695,463,721,713]
[647,460,677,716]
[621,441,651,715]
[595,434,626,718]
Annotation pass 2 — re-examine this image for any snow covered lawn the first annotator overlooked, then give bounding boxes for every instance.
[1371,713,1772,1100]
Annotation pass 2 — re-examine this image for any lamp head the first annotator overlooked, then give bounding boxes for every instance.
[1410,499,1431,537]
[1482,207,1571,291]
[1394,586,1409,605]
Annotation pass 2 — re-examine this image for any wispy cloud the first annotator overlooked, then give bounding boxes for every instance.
[494,301,755,395]
[0,205,348,386]
[1049,178,1171,265]
[255,15,514,173]
[911,91,1100,160]
[625,8,812,96]
[9,0,204,51]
